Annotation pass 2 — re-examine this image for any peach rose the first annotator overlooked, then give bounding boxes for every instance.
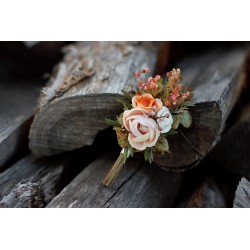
[123,108,160,151]
[132,93,163,111]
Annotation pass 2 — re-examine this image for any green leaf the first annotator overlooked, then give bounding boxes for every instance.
[165,130,178,136]
[179,111,192,128]
[116,98,132,109]
[144,147,154,164]
[105,118,121,128]
[121,90,132,100]
[172,115,180,130]
[154,136,169,155]
[123,146,134,163]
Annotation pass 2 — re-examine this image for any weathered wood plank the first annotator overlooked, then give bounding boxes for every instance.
[0,80,40,170]
[29,43,249,171]
[47,153,183,208]
[234,178,250,208]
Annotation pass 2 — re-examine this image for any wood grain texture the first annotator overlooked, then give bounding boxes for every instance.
[155,48,248,170]
[29,42,158,156]
[210,103,250,179]
[0,80,40,170]
[29,43,248,171]
[234,178,250,208]
[47,153,183,208]
[0,154,73,206]
[0,181,47,208]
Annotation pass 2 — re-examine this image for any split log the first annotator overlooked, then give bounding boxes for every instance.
[233,178,250,208]
[154,48,248,170]
[29,42,248,170]
[47,153,183,208]
[210,103,250,179]
[0,80,40,170]
[29,41,159,156]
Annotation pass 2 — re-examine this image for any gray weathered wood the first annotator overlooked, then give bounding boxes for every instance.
[155,48,248,170]
[47,153,183,208]
[29,43,248,170]
[233,177,250,208]
[210,103,250,179]
[0,181,47,208]
[0,153,73,206]
[0,80,40,170]
[29,42,159,156]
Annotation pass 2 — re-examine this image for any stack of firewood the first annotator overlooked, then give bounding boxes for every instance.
[1,41,250,208]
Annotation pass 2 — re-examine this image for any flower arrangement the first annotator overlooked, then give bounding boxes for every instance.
[103,67,194,186]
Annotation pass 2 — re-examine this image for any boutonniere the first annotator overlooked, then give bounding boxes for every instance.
[103,67,194,187]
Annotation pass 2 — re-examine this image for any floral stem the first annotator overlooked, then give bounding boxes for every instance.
[103,151,125,187]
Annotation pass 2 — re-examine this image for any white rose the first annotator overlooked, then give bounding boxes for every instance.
[156,107,173,133]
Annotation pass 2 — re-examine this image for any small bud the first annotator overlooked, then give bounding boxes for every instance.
[135,71,140,77]
[149,111,155,117]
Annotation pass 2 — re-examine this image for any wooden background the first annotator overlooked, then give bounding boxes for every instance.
[1,41,250,208]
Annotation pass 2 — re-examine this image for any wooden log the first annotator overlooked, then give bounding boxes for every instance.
[210,103,250,179]
[47,153,183,208]
[0,80,40,170]
[154,48,248,170]
[233,178,250,208]
[29,43,248,170]
[29,41,159,156]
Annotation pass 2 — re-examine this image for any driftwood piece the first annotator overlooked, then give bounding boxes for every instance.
[0,80,40,170]
[0,154,74,206]
[47,153,183,208]
[29,43,248,170]
[0,181,47,208]
[233,178,250,208]
[210,103,250,178]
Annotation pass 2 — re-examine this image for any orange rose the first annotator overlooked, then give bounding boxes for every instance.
[132,93,162,111]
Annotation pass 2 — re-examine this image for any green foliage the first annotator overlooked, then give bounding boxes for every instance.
[116,98,132,109]
[144,147,154,164]
[105,118,121,128]
[179,111,192,128]
[154,136,169,155]
[165,130,178,136]
[172,115,180,130]
[123,146,134,163]
[121,90,132,100]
